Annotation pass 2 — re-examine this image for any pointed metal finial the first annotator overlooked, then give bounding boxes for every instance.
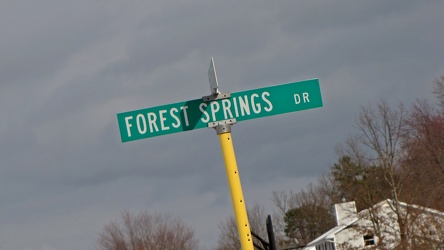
[208,57,220,95]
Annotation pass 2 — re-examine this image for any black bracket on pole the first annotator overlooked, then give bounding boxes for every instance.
[251,215,277,250]
[266,215,277,250]
[251,231,269,250]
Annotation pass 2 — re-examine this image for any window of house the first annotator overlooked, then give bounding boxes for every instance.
[326,241,335,250]
[315,241,335,250]
[363,234,375,246]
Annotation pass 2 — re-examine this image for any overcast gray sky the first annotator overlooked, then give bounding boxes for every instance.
[1,1,443,249]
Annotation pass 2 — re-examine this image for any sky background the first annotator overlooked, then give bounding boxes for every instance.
[1,1,443,250]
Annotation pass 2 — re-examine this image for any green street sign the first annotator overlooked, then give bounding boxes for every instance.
[117,78,323,142]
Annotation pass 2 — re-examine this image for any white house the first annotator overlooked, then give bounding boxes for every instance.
[304,199,444,250]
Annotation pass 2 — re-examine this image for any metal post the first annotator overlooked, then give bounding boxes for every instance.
[207,58,253,249]
[216,123,254,250]
[266,215,277,250]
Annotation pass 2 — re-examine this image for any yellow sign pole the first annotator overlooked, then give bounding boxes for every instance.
[207,58,253,249]
[215,123,254,250]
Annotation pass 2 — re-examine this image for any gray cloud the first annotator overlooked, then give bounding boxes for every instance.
[1,1,443,249]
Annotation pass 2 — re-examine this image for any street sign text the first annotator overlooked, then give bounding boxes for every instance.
[117,79,323,142]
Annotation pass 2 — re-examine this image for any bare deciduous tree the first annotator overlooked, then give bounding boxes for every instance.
[401,99,444,210]
[332,101,414,247]
[215,203,267,250]
[270,93,444,249]
[334,100,444,249]
[433,76,444,109]
[98,211,199,250]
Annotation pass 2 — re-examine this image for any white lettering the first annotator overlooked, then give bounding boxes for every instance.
[239,95,250,116]
[210,101,220,121]
[147,112,159,132]
[222,99,233,119]
[294,94,301,104]
[136,114,147,134]
[233,98,239,117]
[303,92,310,103]
[181,106,190,126]
[199,103,210,123]
[170,108,181,128]
[262,92,273,112]
[294,93,310,104]
[251,93,261,114]
[125,116,133,137]
[159,110,169,130]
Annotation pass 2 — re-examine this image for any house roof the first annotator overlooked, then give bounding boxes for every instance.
[304,199,444,249]
[359,199,444,218]
[305,218,358,247]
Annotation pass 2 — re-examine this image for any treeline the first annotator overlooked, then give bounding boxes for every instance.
[269,76,444,249]
[216,77,444,250]
[97,77,444,250]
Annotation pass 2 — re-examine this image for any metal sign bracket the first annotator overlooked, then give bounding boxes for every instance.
[202,92,231,102]
[208,118,237,134]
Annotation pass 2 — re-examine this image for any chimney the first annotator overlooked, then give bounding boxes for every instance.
[334,201,357,226]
